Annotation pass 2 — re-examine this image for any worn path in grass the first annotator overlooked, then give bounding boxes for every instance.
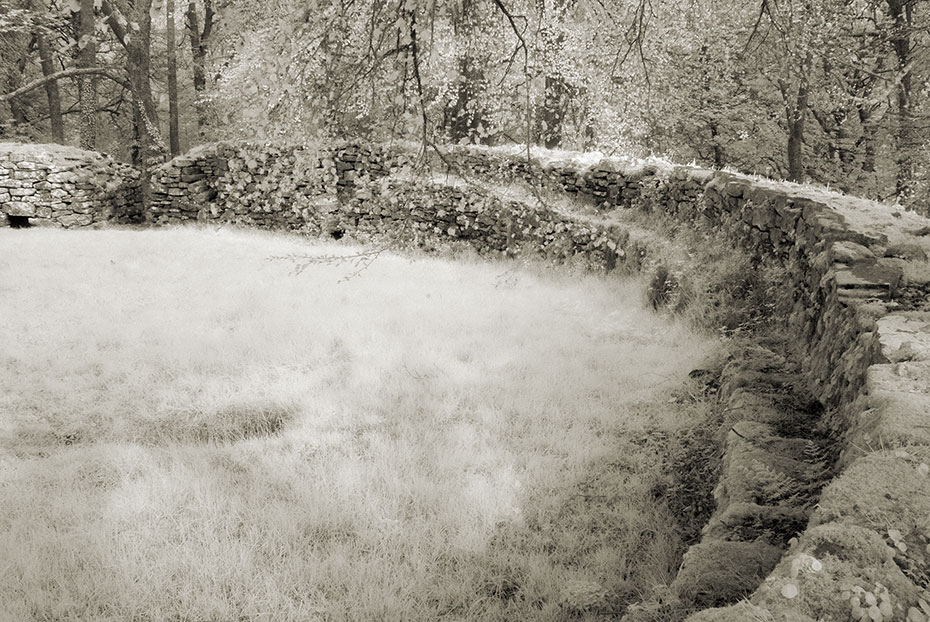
[0,226,716,621]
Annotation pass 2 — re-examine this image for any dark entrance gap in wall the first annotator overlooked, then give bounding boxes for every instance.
[8,215,31,228]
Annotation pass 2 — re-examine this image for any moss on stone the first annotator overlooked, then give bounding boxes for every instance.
[815,451,930,531]
[750,522,925,622]
[673,540,783,608]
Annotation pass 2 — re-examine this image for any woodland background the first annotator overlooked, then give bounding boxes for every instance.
[1,0,928,214]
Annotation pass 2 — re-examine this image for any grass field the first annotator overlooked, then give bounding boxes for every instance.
[0,226,716,621]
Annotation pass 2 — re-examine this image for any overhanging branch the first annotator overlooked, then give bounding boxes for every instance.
[0,68,131,103]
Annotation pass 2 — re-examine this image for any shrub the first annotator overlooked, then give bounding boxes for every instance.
[646,264,678,310]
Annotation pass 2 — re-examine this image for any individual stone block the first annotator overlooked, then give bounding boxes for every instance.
[4,201,36,217]
[57,213,94,227]
[877,314,930,362]
[71,201,97,215]
[832,240,875,263]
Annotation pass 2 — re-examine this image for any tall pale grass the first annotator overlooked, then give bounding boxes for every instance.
[0,226,715,621]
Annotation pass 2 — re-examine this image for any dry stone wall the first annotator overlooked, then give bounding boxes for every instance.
[0,143,141,228]
[431,145,930,621]
[149,142,637,270]
[148,142,406,227]
[430,145,927,415]
[3,137,929,621]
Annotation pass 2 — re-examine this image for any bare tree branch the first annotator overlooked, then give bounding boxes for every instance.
[744,0,771,52]
[0,67,130,103]
[609,0,652,85]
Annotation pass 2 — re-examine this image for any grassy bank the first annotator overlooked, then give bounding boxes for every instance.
[0,226,716,621]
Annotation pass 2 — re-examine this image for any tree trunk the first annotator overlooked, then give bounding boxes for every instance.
[102,0,160,213]
[887,0,915,198]
[75,0,97,150]
[779,54,811,183]
[4,36,34,129]
[129,0,159,216]
[447,55,485,143]
[167,0,180,155]
[786,108,805,183]
[35,33,63,143]
[578,86,595,149]
[709,121,724,169]
[102,0,159,161]
[445,0,486,144]
[131,111,141,165]
[536,0,573,149]
[856,108,877,174]
[540,74,568,149]
[186,0,213,133]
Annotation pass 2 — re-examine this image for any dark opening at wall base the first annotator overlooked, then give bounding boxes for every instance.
[8,216,31,228]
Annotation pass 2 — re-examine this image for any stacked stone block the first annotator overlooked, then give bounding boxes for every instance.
[338,178,635,270]
[0,143,141,228]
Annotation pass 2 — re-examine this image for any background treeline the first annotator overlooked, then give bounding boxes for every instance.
[1,0,928,213]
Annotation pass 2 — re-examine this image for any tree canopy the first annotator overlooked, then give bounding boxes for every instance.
[1,0,928,212]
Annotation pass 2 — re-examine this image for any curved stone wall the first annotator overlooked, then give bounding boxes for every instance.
[2,138,929,620]
[149,141,930,621]
[425,145,930,621]
[0,143,141,228]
